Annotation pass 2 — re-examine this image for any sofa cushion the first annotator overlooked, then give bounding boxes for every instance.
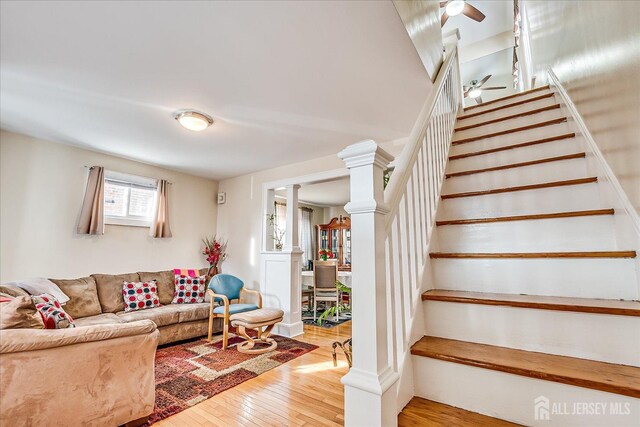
[116,305,182,327]
[0,296,45,329]
[92,273,140,313]
[32,294,75,329]
[171,275,206,304]
[122,281,161,312]
[212,303,258,315]
[74,313,124,327]
[138,270,174,305]
[176,303,210,323]
[0,284,30,298]
[50,277,102,319]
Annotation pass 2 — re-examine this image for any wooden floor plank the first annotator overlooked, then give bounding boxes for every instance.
[155,322,351,427]
[422,290,640,316]
[463,85,551,111]
[435,209,615,226]
[449,133,575,160]
[452,117,567,145]
[455,104,561,132]
[458,92,554,120]
[445,153,586,178]
[441,177,597,199]
[411,336,640,398]
[398,397,520,426]
[429,251,637,259]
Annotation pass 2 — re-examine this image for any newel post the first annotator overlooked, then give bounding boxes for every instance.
[338,140,399,427]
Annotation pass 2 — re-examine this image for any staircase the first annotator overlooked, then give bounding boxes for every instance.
[409,86,640,425]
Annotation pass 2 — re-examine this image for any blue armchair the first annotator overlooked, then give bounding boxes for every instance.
[207,274,262,349]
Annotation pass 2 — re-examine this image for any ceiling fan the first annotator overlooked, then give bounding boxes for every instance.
[440,1,486,27]
[464,75,507,104]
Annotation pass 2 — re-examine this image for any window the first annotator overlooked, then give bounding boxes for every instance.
[104,171,157,227]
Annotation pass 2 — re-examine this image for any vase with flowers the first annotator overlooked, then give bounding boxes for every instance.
[202,236,227,277]
[318,249,333,261]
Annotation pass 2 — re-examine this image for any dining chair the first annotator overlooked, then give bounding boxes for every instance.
[313,260,339,322]
[207,274,262,349]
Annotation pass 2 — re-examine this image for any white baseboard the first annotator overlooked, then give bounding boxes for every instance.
[274,320,304,338]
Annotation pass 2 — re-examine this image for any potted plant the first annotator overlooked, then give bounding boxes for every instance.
[266,213,286,250]
[317,280,351,325]
[202,236,227,277]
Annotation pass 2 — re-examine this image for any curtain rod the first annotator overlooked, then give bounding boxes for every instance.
[275,201,313,212]
[83,165,173,185]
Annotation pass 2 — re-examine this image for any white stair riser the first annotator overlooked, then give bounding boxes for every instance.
[458,96,559,127]
[448,138,582,173]
[437,183,605,219]
[461,89,554,115]
[450,122,573,157]
[431,258,638,299]
[454,109,566,141]
[413,357,640,426]
[423,301,640,366]
[433,216,618,252]
[443,157,588,194]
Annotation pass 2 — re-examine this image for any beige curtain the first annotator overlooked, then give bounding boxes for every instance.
[150,179,172,238]
[77,166,105,235]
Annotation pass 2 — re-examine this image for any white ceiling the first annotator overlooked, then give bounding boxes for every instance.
[441,1,516,106]
[0,1,430,180]
[276,176,350,207]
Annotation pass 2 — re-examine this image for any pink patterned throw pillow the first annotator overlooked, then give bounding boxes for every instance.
[122,281,161,312]
[32,293,75,329]
[171,275,206,304]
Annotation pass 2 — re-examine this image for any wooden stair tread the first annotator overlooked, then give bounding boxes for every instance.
[455,104,561,132]
[429,251,637,259]
[411,336,640,398]
[458,92,555,120]
[422,290,640,316]
[453,118,567,145]
[436,209,615,226]
[449,133,575,160]
[446,153,585,178]
[441,177,597,199]
[463,85,551,112]
[398,397,520,427]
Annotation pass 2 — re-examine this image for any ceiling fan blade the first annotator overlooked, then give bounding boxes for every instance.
[463,2,486,22]
[441,11,450,27]
[476,96,484,104]
[477,75,492,87]
[440,1,449,8]
[464,91,469,98]
[483,86,508,90]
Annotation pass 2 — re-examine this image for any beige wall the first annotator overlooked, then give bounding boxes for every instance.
[0,131,218,281]
[524,0,640,212]
[215,153,346,290]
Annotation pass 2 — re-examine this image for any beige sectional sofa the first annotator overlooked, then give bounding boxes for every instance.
[0,269,224,426]
[46,269,223,345]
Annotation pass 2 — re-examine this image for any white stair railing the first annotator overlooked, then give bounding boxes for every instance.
[339,48,461,427]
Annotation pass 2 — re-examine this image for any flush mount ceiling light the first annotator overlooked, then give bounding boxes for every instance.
[445,0,466,17]
[173,110,214,132]
[468,88,483,99]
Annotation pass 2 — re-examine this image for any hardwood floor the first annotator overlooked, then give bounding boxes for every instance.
[398,397,520,426]
[155,322,352,427]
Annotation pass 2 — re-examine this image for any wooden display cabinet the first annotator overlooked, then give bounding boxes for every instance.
[316,215,351,271]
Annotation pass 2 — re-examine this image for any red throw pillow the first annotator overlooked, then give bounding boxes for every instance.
[171,275,206,304]
[32,293,75,329]
[122,281,161,312]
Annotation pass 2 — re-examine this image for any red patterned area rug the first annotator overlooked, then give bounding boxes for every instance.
[148,333,318,424]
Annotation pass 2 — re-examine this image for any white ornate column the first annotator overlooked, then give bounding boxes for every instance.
[259,184,304,338]
[338,140,399,427]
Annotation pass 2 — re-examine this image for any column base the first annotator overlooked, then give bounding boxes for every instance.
[274,320,304,338]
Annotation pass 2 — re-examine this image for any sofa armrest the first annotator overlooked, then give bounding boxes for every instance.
[0,320,157,354]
